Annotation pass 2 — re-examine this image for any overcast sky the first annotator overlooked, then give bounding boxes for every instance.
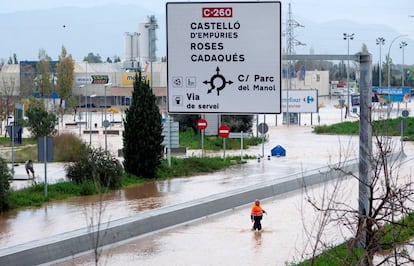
[1,0,414,63]
[2,0,413,33]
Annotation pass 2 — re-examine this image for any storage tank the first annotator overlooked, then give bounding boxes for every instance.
[124,32,133,61]
[132,32,140,59]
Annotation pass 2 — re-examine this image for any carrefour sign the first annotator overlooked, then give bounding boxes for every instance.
[281,90,318,113]
[166,1,281,114]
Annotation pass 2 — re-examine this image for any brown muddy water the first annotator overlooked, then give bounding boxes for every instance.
[0,162,297,248]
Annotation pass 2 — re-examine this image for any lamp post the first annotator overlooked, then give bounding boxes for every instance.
[376,37,385,87]
[343,33,354,117]
[145,16,158,91]
[78,85,85,136]
[400,41,407,87]
[85,86,88,128]
[387,35,408,118]
[89,94,96,146]
[104,83,112,151]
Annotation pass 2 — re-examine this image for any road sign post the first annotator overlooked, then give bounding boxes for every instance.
[218,125,230,158]
[197,118,208,157]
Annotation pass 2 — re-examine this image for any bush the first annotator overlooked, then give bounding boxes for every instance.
[65,147,123,189]
[0,158,12,213]
[53,133,88,162]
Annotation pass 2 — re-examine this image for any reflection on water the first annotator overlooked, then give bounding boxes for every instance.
[253,231,263,248]
[0,181,170,247]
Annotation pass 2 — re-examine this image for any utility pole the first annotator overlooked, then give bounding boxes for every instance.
[285,3,305,125]
[145,15,158,91]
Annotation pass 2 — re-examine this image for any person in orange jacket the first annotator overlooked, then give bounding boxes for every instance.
[251,199,266,231]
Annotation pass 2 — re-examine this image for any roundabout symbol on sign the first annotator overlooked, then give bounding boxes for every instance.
[203,67,233,96]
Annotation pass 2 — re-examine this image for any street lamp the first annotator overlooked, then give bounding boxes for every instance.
[387,35,408,118]
[89,94,96,146]
[387,35,408,88]
[145,16,158,91]
[104,83,112,151]
[343,33,354,117]
[78,85,85,136]
[400,41,408,87]
[376,37,385,87]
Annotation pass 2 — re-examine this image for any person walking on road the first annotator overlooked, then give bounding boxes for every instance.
[25,160,35,180]
[251,199,266,231]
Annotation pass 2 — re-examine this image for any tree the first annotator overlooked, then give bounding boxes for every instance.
[123,72,164,178]
[56,46,74,119]
[36,49,52,97]
[361,43,369,53]
[0,157,11,213]
[222,115,253,132]
[83,52,102,63]
[302,130,414,264]
[383,54,395,86]
[7,53,18,65]
[24,107,58,137]
[65,146,123,189]
[0,77,16,129]
[173,114,199,134]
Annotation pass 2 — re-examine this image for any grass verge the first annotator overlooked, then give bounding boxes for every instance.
[8,155,249,211]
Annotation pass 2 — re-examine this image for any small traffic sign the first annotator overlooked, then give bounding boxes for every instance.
[402,110,409,117]
[257,123,269,134]
[103,120,110,128]
[218,125,230,138]
[197,118,208,130]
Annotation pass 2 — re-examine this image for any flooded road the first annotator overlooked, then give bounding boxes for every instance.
[53,179,360,266]
[53,152,414,266]
[0,158,318,248]
[1,102,412,264]
[0,121,405,250]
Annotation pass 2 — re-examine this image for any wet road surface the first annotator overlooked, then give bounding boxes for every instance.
[52,187,333,266]
[53,152,414,266]
[0,155,334,248]
[1,101,413,264]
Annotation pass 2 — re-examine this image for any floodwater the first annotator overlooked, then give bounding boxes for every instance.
[53,151,414,266]
[0,158,320,248]
[52,177,359,266]
[1,111,356,249]
[1,102,413,265]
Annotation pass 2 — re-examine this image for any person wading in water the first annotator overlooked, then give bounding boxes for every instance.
[251,199,267,231]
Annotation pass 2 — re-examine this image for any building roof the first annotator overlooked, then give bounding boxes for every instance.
[74,62,123,73]
[0,64,19,73]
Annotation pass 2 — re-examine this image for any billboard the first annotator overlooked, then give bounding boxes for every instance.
[75,74,110,85]
[166,2,281,114]
[121,73,151,86]
[372,87,411,103]
[281,90,318,113]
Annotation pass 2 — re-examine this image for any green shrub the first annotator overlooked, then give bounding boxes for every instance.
[65,147,123,189]
[0,158,12,213]
[53,133,88,162]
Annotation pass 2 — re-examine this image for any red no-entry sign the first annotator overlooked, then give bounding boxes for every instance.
[218,125,230,138]
[197,118,208,130]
